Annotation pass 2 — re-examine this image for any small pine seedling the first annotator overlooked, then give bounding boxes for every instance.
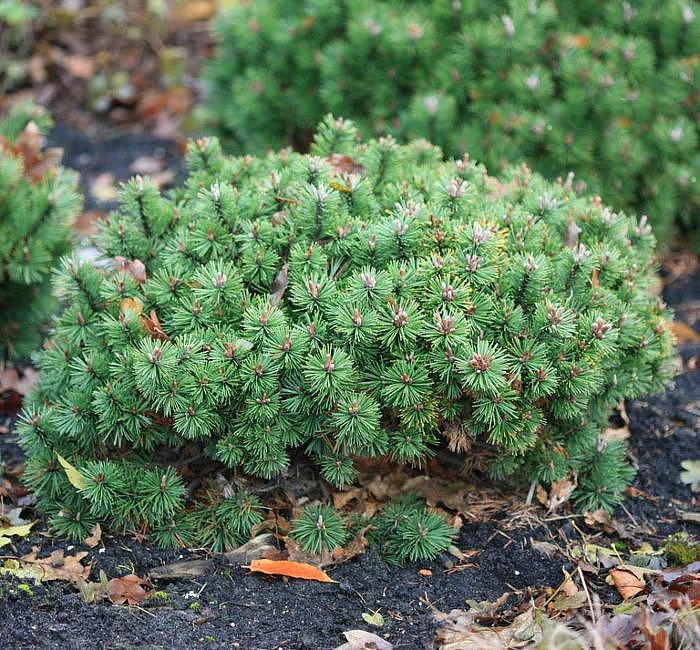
[291,504,347,555]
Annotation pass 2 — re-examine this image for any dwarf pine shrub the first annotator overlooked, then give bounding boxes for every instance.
[18,117,673,556]
[0,103,81,362]
[205,0,700,249]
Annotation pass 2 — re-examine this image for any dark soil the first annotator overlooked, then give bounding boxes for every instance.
[47,124,184,212]
[1,126,698,650]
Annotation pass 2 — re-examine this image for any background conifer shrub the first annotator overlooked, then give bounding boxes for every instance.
[18,117,674,554]
[0,103,81,362]
[205,0,700,249]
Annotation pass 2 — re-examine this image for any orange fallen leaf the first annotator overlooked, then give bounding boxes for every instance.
[108,573,150,605]
[610,568,646,600]
[418,569,433,577]
[668,321,700,344]
[245,559,337,583]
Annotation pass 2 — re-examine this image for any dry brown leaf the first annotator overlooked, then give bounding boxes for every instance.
[84,523,102,548]
[610,568,647,600]
[63,54,95,79]
[331,526,370,565]
[0,367,38,396]
[402,476,473,513]
[560,568,578,597]
[269,264,289,306]
[74,210,103,237]
[21,548,92,584]
[536,478,576,512]
[530,539,561,559]
[246,559,337,583]
[168,0,216,23]
[114,257,147,285]
[668,321,700,344]
[129,156,164,175]
[90,172,119,202]
[333,487,364,510]
[141,310,171,342]
[219,533,276,565]
[108,573,150,605]
[434,605,542,649]
[552,591,588,611]
[327,153,364,175]
[148,559,214,581]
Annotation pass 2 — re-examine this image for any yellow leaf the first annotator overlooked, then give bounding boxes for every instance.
[362,611,384,627]
[0,522,34,538]
[120,296,144,317]
[329,181,351,193]
[56,452,87,491]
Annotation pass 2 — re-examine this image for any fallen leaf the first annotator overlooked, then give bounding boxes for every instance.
[90,172,119,203]
[434,605,542,648]
[331,526,370,565]
[129,156,164,175]
[530,539,561,558]
[120,296,144,317]
[63,54,95,79]
[269,264,289,307]
[108,573,150,605]
[18,548,92,584]
[0,366,38,396]
[552,591,588,611]
[668,321,700,344]
[679,510,700,525]
[418,569,433,577]
[0,391,24,417]
[141,310,171,342]
[335,629,393,650]
[56,452,87,491]
[168,0,216,23]
[73,210,103,237]
[219,533,276,565]
[0,508,34,546]
[114,257,147,285]
[327,153,364,175]
[146,169,175,189]
[245,559,337,583]
[84,523,102,548]
[536,478,576,512]
[560,568,578,597]
[680,460,700,492]
[149,559,214,581]
[362,611,384,627]
[610,568,647,600]
[284,535,334,568]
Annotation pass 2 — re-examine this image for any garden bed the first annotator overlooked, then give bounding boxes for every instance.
[0,126,698,647]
